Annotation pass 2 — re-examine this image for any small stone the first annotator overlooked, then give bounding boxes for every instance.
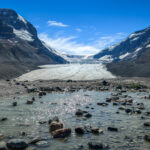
[144,121,150,126]
[108,127,118,132]
[26,100,33,104]
[88,142,103,149]
[91,127,103,134]
[75,126,85,134]
[144,135,150,142]
[84,113,92,118]
[75,109,84,116]
[12,102,17,106]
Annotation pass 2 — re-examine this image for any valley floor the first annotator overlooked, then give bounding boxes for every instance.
[1,77,150,98]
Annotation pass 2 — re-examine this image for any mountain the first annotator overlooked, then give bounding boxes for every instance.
[0,9,67,79]
[93,26,150,77]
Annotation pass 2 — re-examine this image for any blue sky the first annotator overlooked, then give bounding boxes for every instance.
[1,0,150,55]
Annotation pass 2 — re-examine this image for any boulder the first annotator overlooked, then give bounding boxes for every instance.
[75,109,84,116]
[107,127,118,132]
[49,121,63,132]
[26,100,33,104]
[144,121,150,126]
[91,127,103,134]
[12,102,17,106]
[75,126,85,134]
[144,135,150,142]
[52,128,71,138]
[6,139,28,150]
[88,142,103,149]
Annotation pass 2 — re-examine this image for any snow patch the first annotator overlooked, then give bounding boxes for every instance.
[135,47,142,52]
[131,37,139,41]
[119,52,130,59]
[13,29,34,41]
[99,55,113,62]
[18,15,27,24]
[129,32,144,39]
[146,44,150,48]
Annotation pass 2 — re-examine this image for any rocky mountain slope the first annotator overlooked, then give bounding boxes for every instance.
[93,26,150,77]
[0,9,67,79]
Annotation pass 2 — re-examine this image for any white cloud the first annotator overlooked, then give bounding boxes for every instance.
[39,32,126,55]
[47,20,69,27]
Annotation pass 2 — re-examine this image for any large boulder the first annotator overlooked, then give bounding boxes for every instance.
[49,121,63,132]
[6,139,28,150]
[52,128,71,138]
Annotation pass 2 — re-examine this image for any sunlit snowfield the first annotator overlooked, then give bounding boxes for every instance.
[18,64,115,81]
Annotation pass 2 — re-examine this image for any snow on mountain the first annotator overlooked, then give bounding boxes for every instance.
[93,26,150,63]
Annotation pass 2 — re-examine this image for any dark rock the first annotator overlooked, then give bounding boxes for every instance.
[84,113,92,118]
[48,116,59,124]
[144,135,150,142]
[0,118,7,121]
[97,102,108,106]
[91,127,103,134]
[144,121,150,126]
[29,136,42,144]
[12,102,17,106]
[49,121,63,132]
[108,127,118,132]
[52,128,71,138]
[26,100,33,104]
[125,108,132,113]
[6,139,28,150]
[75,109,84,116]
[75,126,85,134]
[88,142,103,149]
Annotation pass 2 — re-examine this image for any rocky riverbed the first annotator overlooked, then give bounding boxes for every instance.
[0,78,150,149]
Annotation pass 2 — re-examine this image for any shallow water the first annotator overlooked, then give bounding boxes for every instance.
[18,64,115,81]
[0,90,150,149]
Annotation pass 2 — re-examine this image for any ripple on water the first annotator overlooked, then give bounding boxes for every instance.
[0,90,150,149]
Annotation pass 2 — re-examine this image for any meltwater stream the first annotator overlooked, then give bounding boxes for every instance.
[0,90,150,150]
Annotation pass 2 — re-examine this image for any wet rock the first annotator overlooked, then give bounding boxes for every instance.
[0,118,7,121]
[39,121,47,124]
[36,141,48,147]
[107,127,118,132]
[6,139,28,150]
[102,80,108,86]
[91,127,103,134]
[48,116,59,124]
[75,126,85,134]
[32,97,35,101]
[125,108,132,114]
[97,102,108,106]
[88,142,103,149]
[84,113,92,118]
[75,109,84,116]
[49,121,63,132]
[39,91,46,97]
[12,102,17,106]
[144,135,150,142]
[106,98,112,102]
[52,128,71,138]
[27,88,37,93]
[118,106,126,110]
[26,100,33,104]
[29,136,42,144]
[0,141,7,150]
[113,102,118,106]
[137,103,144,110]
[144,121,150,126]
